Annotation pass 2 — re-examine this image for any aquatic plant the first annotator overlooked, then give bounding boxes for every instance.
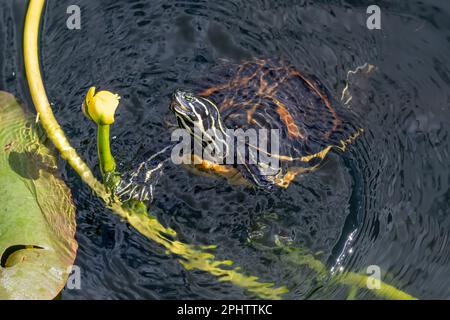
[23,0,416,300]
[0,92,77,299]
[82,87,121,192]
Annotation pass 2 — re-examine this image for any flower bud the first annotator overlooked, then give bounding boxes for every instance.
[82,87,120,125]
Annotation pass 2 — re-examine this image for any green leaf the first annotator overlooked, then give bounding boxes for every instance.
[0,91,77,299]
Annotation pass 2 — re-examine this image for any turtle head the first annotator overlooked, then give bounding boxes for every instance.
[170,89,225,137]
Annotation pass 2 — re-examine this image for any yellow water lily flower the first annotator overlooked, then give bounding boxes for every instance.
[82,87,120,125]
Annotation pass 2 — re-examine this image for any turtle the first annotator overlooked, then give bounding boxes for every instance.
[115,58,363,202]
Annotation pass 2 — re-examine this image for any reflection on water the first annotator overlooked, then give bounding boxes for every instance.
[1,0,450,299]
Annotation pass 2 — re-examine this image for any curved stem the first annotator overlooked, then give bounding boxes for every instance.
[23,0,289,300]
[337,271,417,300]
[24,0,108,200]
[23,0,416,301]
[97,124,115,176]
[281,247,416,300]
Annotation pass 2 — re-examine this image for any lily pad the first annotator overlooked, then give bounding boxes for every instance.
[0,91,77,299]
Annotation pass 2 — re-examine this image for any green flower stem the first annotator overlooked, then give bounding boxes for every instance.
[24,0,417,300]
[97,124,115,176]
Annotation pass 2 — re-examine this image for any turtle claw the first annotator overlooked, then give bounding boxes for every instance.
[115,145,172,203]
[104,171,121,195]
[116,182,153,203]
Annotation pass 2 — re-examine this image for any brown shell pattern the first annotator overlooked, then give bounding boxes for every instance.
[197,59,360,167]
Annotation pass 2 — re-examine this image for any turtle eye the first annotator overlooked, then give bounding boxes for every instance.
[184,92,195,102]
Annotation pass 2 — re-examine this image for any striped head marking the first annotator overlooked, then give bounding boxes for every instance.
[170,89,226,139]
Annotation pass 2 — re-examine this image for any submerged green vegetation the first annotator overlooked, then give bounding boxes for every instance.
[20,0,416,300]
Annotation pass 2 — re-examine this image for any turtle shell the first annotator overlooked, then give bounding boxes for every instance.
[116,59,363,201]
[197,59,361,174]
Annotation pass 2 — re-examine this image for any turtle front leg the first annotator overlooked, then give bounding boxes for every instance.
[341,63,375,106]
[115,145,173,202]
[103,170,122,195]
[115,160,165,203]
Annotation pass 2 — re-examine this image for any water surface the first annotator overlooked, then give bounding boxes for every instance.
[1,0,450,299]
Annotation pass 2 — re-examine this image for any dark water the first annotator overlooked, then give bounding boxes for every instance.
[1,0,450,299]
